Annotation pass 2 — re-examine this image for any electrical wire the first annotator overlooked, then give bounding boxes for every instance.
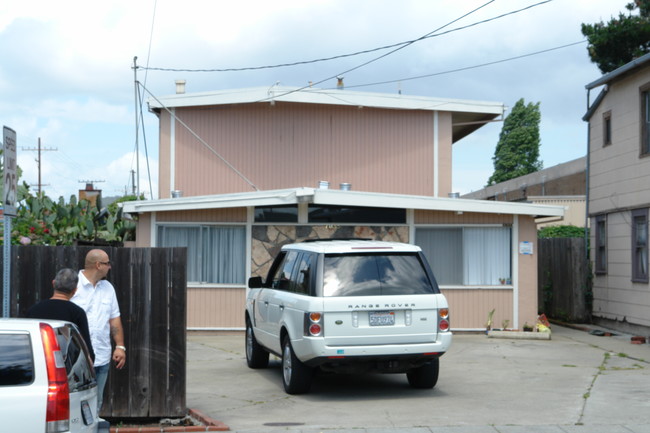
[344,40,588,90]
[140,0,552,73]
[254,0,498,104]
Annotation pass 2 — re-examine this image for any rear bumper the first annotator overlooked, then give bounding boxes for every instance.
[292,332,452,370]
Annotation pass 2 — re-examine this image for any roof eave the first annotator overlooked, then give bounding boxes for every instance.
[122,188,565,218]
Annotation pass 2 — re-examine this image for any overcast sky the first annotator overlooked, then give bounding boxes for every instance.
[0,0,631,201]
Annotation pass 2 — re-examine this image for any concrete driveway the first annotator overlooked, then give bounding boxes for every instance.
[186,325,650,432]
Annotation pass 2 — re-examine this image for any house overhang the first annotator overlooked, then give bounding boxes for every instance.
[122,188,565,218]
[147,86,505,144]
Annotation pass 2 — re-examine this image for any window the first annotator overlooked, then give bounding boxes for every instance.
[271,251,299,291]
[595,215,607,275]
[158,225,246,284]
[603,111,612,146]
[322,253,436,296]
[642,89,650,156]
[632,209,648,283]
[308,205,405,224]
[0,334,34,386]
[294,253,316,295]
[415,227,511,286]
[255,205,298,223]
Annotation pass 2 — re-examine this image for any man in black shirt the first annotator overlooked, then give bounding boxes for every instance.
[27,268,95,362]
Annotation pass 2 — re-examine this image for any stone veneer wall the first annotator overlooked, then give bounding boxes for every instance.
[251,225,409,278]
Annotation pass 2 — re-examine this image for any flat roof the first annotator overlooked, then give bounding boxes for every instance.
[122,188,565,218]
[148,85,504,114]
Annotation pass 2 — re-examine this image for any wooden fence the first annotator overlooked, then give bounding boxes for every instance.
[3,245,187,419]
[537,237,591,322]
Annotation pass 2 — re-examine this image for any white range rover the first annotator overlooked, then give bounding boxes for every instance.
[245,239,452,394]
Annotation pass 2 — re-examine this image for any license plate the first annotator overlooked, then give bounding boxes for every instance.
[81,400,94,425]
[369,311,395,326]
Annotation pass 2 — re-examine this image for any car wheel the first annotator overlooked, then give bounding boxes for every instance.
[245,318,269,369]
[281,335,313,394]
[406,358,439,389]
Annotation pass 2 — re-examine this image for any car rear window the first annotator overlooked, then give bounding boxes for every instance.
[56,325,96,391]
[323,253,436,297]
[0,334,34,386]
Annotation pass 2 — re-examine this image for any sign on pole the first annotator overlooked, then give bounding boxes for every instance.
[2,126,16,318]
[3,126,17,217]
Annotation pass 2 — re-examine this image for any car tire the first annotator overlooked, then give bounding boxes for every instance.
[281,335,313,394]
[245,319,269,369]
[406,358,439,389]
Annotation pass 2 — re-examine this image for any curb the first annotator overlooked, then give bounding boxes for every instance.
[487,330,551,340]
[109,408,230,432]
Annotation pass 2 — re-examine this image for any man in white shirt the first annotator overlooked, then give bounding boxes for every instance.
[72,249,126,413]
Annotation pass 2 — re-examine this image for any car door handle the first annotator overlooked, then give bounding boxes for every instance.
[264,301,269,306]
[279,305,284,311]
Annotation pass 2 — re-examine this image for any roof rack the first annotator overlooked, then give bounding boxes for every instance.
[301,238,373,243]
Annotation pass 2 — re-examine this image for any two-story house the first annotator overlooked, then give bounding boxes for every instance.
[123,85,564,331]
[583,53,650,335]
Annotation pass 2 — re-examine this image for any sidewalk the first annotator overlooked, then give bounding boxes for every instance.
[186,324,650,433]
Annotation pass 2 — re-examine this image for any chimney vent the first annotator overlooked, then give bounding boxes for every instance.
[318,181,329,189]
[340,183,351,191]
[175,80,186,94]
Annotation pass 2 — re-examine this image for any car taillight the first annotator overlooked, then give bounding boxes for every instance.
[305,312,323,336]
[40,323,70,433]
[438,308,450,332]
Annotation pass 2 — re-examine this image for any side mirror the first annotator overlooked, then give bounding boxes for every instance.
[248,276,263,288]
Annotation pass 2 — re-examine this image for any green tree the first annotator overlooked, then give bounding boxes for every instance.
[581,0,650,73]
[487,98,542,186]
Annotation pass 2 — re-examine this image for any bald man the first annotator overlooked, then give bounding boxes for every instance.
[72,249,126,413]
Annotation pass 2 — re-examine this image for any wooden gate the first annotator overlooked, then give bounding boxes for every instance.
[3,245,187,418]
[537,237,591,322]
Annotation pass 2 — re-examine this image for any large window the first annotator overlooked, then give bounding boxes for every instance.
[415,227,511,286]
[632,209,648,283]
[595,215,607,275]
[158,225,246,284]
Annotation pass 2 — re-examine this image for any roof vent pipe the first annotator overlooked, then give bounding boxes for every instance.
[336,76,344,90]
[171,190,183,198]
[175,80,186,94]
[318,181,329,189]
[448,192,460,198]
[340,183,351,191]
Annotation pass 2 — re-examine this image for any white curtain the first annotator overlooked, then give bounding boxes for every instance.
[463,227,511,285]
[158,225,246,284]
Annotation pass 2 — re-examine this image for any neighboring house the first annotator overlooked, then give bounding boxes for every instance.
[583,53,650,335]
[124,86,564,331]
[462,157,587,229]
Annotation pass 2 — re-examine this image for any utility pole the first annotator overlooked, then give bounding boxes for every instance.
[22,137,57,195]
[131,169,136,195]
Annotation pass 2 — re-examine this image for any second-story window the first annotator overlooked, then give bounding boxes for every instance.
[603,111,612,146]
[642,89,650,156]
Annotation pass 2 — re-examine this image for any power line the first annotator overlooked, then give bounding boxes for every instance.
[252,0,499,104]
[140,0,552,73]
[344,40,588,90]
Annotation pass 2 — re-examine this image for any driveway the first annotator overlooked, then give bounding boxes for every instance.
[186,325,650,432]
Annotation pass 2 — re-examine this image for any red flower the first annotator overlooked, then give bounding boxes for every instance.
[44,228,50,234]
[29,227,35,233]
